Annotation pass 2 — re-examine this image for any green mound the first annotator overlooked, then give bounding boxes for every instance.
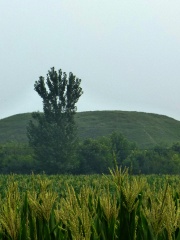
[0,111,180,148]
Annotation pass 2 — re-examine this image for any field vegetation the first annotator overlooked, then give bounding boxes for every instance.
[0,167,180,239]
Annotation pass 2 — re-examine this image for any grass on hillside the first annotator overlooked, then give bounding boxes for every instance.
[0,111,180,148]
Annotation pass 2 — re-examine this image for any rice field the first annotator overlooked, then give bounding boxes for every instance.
[0,168,180,239]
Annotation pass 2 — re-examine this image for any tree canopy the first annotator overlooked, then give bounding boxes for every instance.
[27,67,83,173]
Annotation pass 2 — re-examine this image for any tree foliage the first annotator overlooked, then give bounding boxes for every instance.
[27,67,83,174]
[0,142,35,174]
[123,143,180,174]
[78,137,113,174]
[110,131,137,165]
[77,132,136,174]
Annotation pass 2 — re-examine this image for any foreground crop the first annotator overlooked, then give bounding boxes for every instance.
[0,170,180,239]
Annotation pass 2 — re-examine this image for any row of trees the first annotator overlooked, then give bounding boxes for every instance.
[0,137,180,174]
[1,67,180,174]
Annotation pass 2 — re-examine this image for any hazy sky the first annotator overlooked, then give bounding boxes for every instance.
[0,0,180,120]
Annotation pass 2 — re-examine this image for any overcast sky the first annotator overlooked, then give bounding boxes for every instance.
[0,0,180,121]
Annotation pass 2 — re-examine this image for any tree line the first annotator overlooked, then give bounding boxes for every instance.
[1,67,180,174]
[0,136,180,174]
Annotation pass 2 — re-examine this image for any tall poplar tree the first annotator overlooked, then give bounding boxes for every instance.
[27,67,83,173]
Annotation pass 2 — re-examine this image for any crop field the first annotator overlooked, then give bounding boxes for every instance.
[1,168,180,239]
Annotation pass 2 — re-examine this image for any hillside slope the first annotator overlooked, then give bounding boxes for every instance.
[0,111,180,148]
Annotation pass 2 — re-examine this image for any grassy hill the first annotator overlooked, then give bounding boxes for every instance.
[0,111,180,148]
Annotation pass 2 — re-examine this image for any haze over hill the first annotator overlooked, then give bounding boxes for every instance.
[0,111,180,149]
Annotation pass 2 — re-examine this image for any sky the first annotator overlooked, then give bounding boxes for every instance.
[0,0,180,121]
